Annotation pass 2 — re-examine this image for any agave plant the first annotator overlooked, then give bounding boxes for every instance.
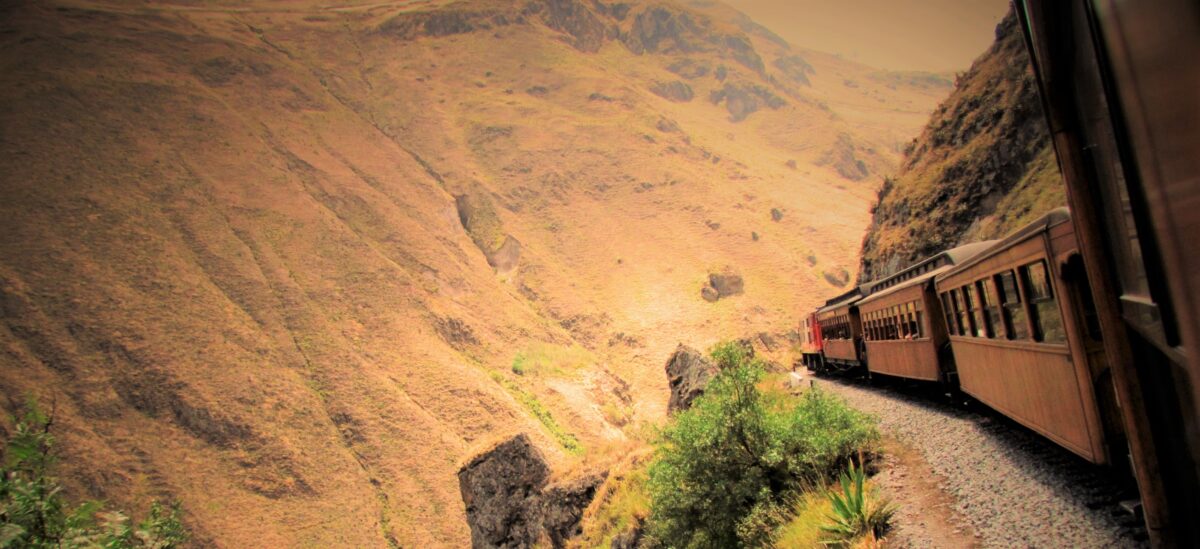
[820,459,896,546]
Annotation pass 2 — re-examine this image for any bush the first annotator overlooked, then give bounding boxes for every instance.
[645,343,877,548]
[0,401,187,548]
[821,459,895,546]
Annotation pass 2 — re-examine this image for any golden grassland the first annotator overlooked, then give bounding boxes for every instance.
[0,0,948,544]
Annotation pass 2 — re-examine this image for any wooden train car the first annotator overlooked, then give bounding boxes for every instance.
[858,242,993,383]
[797,313,823,370]
[934,209,1116,464]
[1017,0,1200,543]
[815,287,865,370]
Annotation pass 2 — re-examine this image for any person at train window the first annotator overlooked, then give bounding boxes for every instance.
[997,271,1029,340]
[1022,262,1066,344]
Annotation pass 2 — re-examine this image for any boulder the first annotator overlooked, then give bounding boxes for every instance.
[700,285,719,302]
[664,344,718,414]
[708,271,744,297]
[540,471,608,548]
[458,435,606,548]
[458,434,549,549]
[649,80,694,102]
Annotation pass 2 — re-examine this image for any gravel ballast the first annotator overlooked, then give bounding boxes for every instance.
[819,378,1145,548]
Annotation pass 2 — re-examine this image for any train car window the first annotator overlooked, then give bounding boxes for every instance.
[997,271,1030,340]
[979,278,1002,339]
[950,290,960,335]
[941,292,958,336]
[956,287,975,337]
[963,285,984,337]
[897,305,909,338]
[915,300,925,338]
[1023,262,1066,344]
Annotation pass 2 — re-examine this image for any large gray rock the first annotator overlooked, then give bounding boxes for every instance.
[458,434,549,549]
[664,344,718,414]
[540,471,608,548]
[458,435,606,548]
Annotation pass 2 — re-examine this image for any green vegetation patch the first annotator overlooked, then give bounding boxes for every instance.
[1,400,188,548]
[490,373,583,455]
[510,342,595,377]
[645,342,879,547]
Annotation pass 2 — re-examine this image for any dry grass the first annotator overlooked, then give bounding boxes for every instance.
[0,0,948,545]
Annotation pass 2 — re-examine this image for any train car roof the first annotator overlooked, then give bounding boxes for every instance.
[857,264,955,307]
[860,240,998,296]
[935,207,1072,282]
[816,286,865,314]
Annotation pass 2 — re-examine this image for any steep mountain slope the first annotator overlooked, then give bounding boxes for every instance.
[0,0,949,545]
[857,9,1065,281]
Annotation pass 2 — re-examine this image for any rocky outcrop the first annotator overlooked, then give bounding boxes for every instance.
[458,435,550,548]
[378,6,519,40]
[458,434,606,548]
[858,8,1065,281]
[618,4,764,75]
[702,270,743,300]
[666,58,710,79]
[773,55,815,86]
[534,0,615,53]
[540,471,608,547]
[664,344,718,414]
[708,81,785,122]
[818,133,871,181]
[455,192,522,274]
[649,80,694,102]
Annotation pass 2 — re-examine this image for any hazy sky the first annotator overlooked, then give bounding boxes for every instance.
[722,0,1011,72]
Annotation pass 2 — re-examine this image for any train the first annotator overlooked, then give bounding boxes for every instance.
[801,1,1199,545]
[803,209,1119,465]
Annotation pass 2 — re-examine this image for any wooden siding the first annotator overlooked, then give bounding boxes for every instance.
[823,339,858,362]
[937,217,1107,463]
[865,340,940,380]
[860,282,943,380]
[951,337,1099,461]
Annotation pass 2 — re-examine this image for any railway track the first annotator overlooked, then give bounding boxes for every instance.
[815,374,1147,548]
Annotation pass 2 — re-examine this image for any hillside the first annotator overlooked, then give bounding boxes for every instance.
[857,8,1066,281]
[0,0,950,545]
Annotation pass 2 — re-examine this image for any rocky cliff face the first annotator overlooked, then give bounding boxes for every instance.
[857,8,1066,281]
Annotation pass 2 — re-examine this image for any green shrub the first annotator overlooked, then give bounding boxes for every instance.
[0,401,187,548]
[821,460,895,546]
[645,343,877,548]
